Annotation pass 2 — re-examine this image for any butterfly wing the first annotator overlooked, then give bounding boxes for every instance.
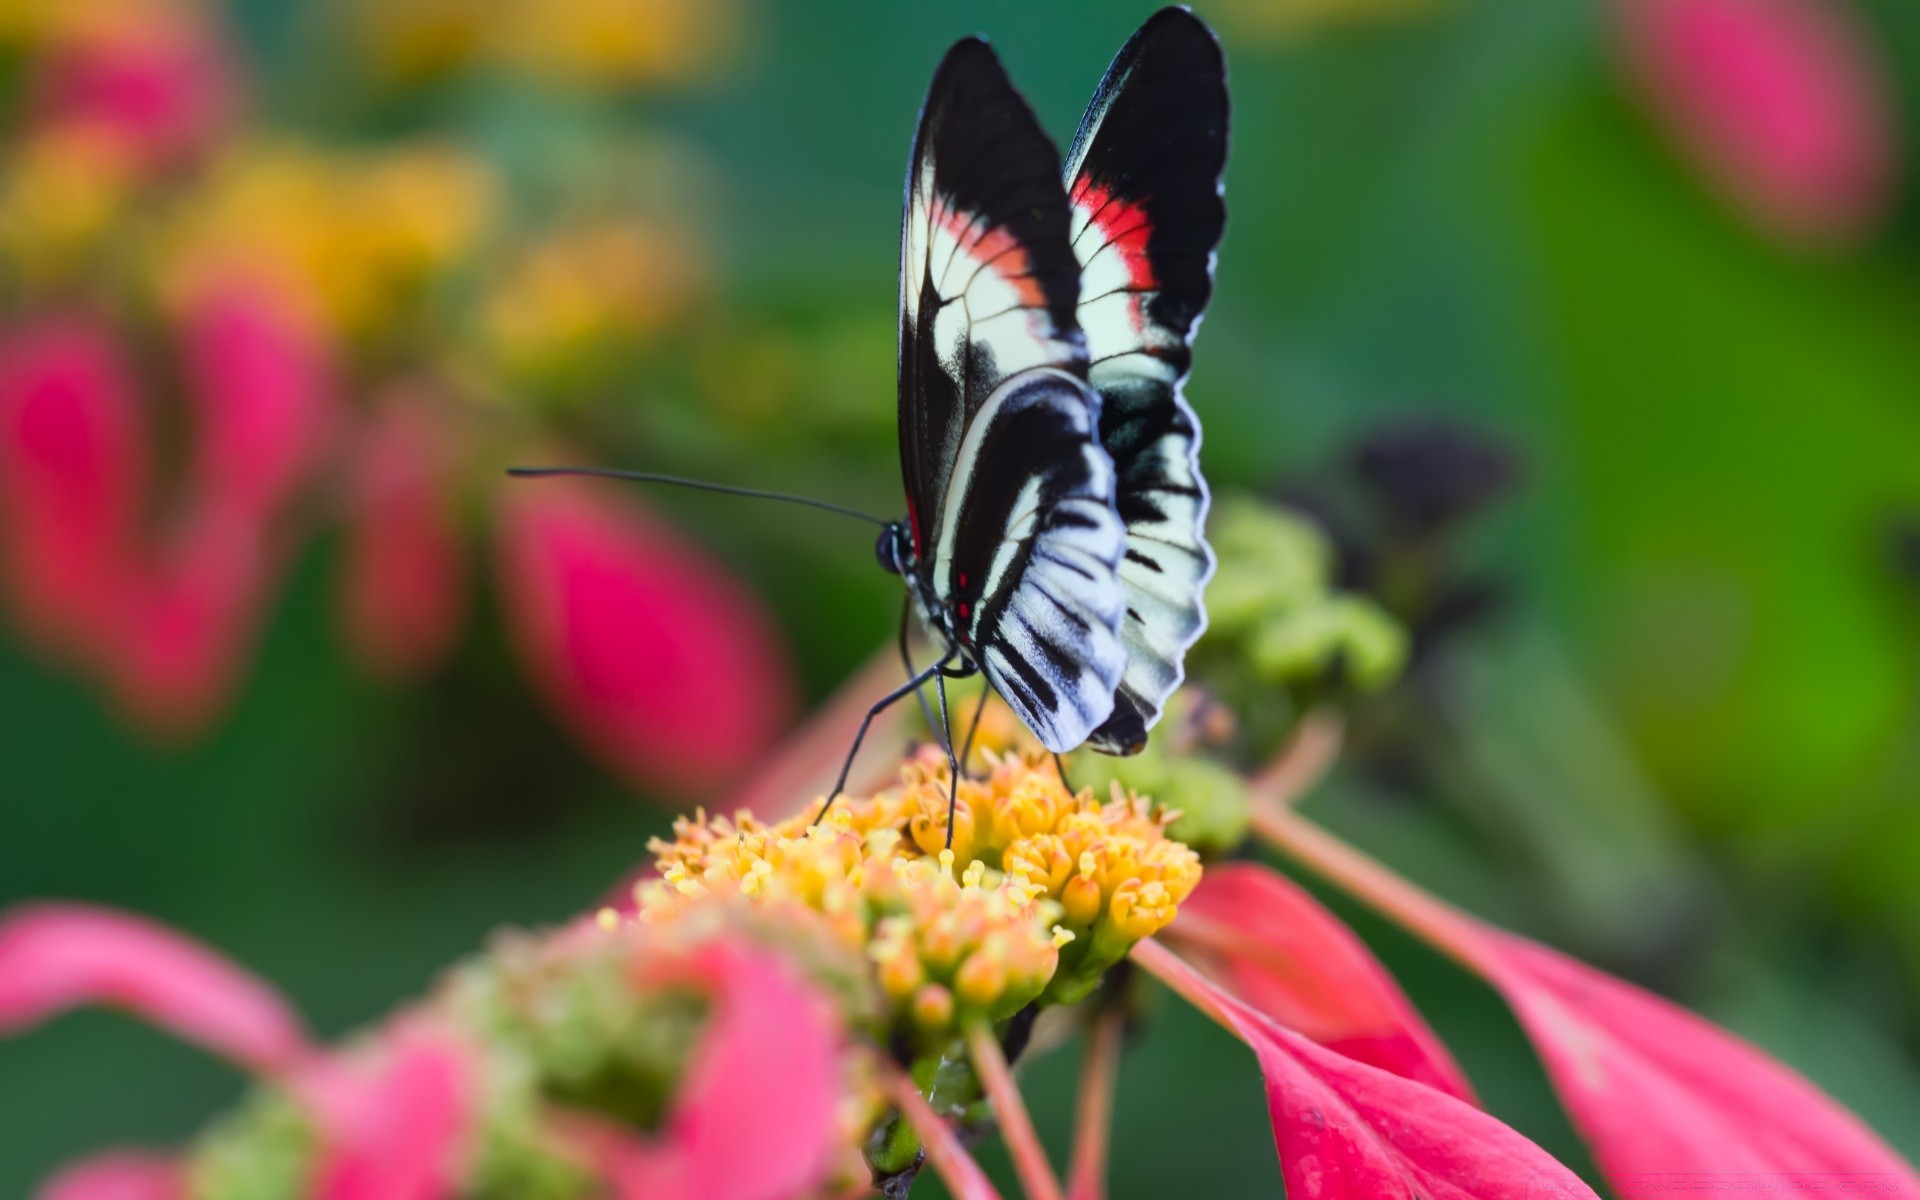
[898,38,1127,752]
[1064,7,1228,754]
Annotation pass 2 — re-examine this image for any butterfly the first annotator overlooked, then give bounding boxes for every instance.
[870,7,1228,783]
[512,9,1227,832]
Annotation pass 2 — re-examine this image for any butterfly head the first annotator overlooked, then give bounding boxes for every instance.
[875,520,914,577]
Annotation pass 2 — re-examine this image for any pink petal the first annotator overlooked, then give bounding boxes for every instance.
[36,1151,180,1200]
[1170,863,1475,1102]
[1616,0,1897,246]
[567,941,846,1200]
[0,903,308,1074]
[337,395,468,680]
[0,317,143,656]
[1134,939,1599,1200]
[1258,811,1920,1194]
[175,278,334,521]
[497,481,796,794]
[107,502,272,739]
[1473,927,1920,1194]
[295,1027,475,1200]
[32,5,237,167]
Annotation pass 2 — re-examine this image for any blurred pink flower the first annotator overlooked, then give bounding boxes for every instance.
[108,502,274,737]
[175,278,336,521]
[560,940,846,1200]
[0,902,309,1073]
[294,1026,476,1200]
[32,3,238,168]
[0,284,336,737]
[1616,0,1897,247]
[337,392,469,681]
[497,480,796,795]
[0,316,143,656]
[36,1153,180,1200]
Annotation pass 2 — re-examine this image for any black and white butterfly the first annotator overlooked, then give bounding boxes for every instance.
[511,8,1227,830]
[872,6,1228,773]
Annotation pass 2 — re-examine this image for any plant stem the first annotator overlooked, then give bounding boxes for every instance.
[1247,802,1487,972]
[967,1022,1065,1200]
[1248,708,1345,810]
[1066,1008,1124,1200]
[1128,938,1240,1036]
[881,1062,1004,1200]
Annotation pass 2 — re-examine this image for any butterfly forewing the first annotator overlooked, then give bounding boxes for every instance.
[898,37,1087,559]
[898,36,1129,752]
[1063,7,1228,754]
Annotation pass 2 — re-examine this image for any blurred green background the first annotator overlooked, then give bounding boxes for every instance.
[4,0,1920,1193]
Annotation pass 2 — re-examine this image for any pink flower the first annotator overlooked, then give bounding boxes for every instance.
[36,1153,181,1200]
[497,480,797,795]
[561,940,848,1200]
[337,391,469,680]
[107,501,274,738]
[294,1026,476,1200]
[0,317,143,657]
[0,903,308,1073]
[31,3,237,168]
[1236,811,1920,1199]
[1616,0,1897,247]
[1138,939,1601,1200]
[175,278,335,522]
[1169,862,1474,1101]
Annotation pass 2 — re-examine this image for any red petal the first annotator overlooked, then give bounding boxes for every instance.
[497,481,795,794]
[567,941,847,1200]
[295,1027,475,1200]
[0,317,143,656]
[0,903,308,1074]
[35,1151,180,1200]
[175,278,334,521]
[1170,863,1475,1102]
[338,394,468,680]
[1256,810,1920,1195]
[32,4,237,167]
[107,502,271,738]
[1616,0,1896,246]
[1474,927,1919,1193]
[1134,939,1598,1200]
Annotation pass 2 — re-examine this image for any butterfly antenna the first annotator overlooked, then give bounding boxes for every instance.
[506,466,890,527]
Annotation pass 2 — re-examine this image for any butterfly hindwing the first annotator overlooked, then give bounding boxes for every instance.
[935,368,1127,751]
[1064,7,1228,754]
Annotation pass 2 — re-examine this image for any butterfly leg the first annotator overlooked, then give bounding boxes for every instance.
[957,683,991,776]
[1053,752,1075,795]
[812,653,953,827]
[897,593,939,739]
[933,667,963,851]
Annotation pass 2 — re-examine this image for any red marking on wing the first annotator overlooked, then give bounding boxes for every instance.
[927,198,1045,309]
[1072,179,1158,292]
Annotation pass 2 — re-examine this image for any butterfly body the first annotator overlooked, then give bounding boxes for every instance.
[889,7,1228,759]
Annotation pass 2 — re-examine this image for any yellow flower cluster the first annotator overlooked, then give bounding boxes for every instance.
[350,0,738,89]
[148,143,495,336]
[627,747,1203,1039]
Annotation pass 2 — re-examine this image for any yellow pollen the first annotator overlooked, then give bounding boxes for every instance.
[962,860,986,889]
[938,848,955,872]
[1051,924,1075,948]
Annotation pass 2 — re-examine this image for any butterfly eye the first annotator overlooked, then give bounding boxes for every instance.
[876,524,907,575]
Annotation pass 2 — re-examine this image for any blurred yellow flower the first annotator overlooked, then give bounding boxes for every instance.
[1219,0,1435,41]
[352,0,739,88]
[0,127,141,284]
[150,142,496,336]
[479,219,704,388]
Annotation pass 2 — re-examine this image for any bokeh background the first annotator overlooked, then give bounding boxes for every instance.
[3,0,1919,1193]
